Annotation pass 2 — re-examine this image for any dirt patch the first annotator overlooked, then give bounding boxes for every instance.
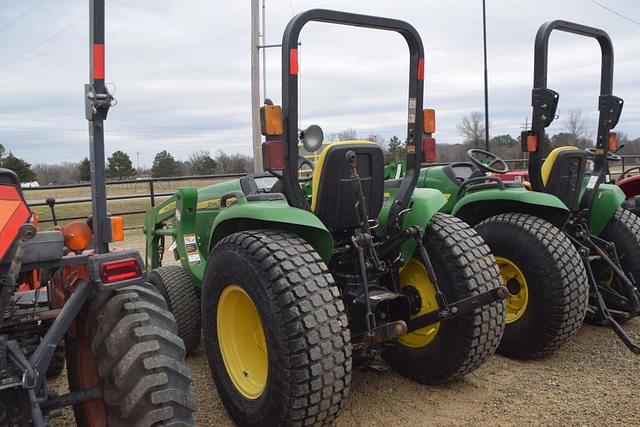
[50,317,639,426]
[50,232,640,425]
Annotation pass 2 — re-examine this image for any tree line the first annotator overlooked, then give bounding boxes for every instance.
[2,110,639,185]
[383,109,640,164]
[0,146,253,185]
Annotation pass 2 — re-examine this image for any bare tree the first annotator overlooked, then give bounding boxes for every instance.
[457,112,485,148]
[329,128,358,141]
[564,110,590,140]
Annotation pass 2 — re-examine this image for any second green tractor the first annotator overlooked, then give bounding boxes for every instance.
[144,9,507,426]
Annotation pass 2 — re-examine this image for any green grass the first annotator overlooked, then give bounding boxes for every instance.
[24,177,232,231]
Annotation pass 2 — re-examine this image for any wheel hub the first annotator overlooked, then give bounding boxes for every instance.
[217,284,268,400]
[496,257,529,324]
[398,258,440,348]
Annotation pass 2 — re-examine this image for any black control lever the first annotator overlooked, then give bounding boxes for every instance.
[46,197,58,227]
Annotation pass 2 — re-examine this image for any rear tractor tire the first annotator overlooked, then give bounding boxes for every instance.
[383,213,505,385]
[475,213,589,359]
[202,230,352,426]
[590,207,640,322]
[149,265,202,355]
[65,282,197,426]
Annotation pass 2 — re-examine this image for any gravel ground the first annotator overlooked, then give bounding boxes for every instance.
[51,318,639,426]
[48,234,640,425]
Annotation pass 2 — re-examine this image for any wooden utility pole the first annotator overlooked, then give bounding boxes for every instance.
[251,0,263,172]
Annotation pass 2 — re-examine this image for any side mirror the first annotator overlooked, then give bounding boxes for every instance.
[301,125,324,152]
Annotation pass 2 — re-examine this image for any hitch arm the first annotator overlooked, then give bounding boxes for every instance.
[407,286,508,332]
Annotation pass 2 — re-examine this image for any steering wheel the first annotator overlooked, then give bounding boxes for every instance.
[618,166,640,182]
[467,149,509,174]
[298,156,315,182]
[586,147,622,162]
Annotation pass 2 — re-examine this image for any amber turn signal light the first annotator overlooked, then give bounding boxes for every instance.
[260,105,284,136]
[608,132,617,152]
[423,109,436,134]
[62,221,93,252]
[110,216,124,242]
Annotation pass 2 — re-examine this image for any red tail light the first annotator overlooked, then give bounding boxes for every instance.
[100,258,141,283]
[262,140,286,171]
[422,137,437,162]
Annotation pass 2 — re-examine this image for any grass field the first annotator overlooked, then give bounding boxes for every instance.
[24,177,234,230]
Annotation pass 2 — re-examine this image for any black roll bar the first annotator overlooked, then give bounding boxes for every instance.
[527,20,623,200]
[280,9,426,237]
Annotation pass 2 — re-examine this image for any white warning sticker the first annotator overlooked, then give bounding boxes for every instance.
[586,175,598,189]
[184,234,200,265]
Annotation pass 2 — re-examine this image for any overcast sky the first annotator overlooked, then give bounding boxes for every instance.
[0,0,639,167]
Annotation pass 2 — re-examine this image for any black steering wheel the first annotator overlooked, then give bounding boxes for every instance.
[618,166,640,182]
[586,147,622,162]
[298,156,315,182]
[467,149,509,174]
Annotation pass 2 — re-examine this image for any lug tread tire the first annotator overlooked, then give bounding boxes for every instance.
[203,229,352,427]
[72,283,196,427]
[384,213,505,384]
[476,213,588,359]
[149,266,201,355]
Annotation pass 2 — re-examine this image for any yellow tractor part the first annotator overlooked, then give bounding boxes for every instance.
[217,284,268,399]
[496,257,529,323]
[398,258,440,348]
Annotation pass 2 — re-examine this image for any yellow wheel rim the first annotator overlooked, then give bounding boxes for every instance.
[496,257,529,324]
[398,258,440,348]
[217,284,268,399]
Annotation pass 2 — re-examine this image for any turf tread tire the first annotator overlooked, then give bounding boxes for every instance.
[149,266,201,355]
[384,213,505,384]
[476,213,589,359]
[67,282,196,427]
[595,207,640,321]
[202,229,352,427]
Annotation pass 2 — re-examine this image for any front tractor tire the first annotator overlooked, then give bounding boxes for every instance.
[149,265,202,355]
[383,213,505,385]
[476,213,589,359]
[66,283,197,426]
[202,230,352,427]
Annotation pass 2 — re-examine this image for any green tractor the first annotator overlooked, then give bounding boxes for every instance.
[420,20,640,355]
[144,9,507,425]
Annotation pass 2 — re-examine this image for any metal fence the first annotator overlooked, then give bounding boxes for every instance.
[24,173,244,227]
[22,153,640,228]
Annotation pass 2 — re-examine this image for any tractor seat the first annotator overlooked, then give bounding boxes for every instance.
[541,146,579,186]
[443,162,478,185]
[541,146,588,211]
[311,141,384,231]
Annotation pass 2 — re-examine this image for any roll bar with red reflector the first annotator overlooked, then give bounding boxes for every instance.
[279,9,427,238]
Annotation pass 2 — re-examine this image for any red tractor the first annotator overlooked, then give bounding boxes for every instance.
[0,1,196,424]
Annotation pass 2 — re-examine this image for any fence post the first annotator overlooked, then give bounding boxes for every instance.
[149,179,156,207]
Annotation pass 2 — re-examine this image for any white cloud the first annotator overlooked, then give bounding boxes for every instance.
[0,0,638,165]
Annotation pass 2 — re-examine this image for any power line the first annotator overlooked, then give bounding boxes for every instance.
[0,0,48,36]
[588,0,640,27]
[0,13,85,70]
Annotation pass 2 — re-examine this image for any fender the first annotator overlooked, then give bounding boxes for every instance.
[452,187,570,228]
[378,187,447,262]
[209,197,334,265]
[589,183,625,235]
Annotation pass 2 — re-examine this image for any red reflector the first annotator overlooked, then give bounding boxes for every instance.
[290,48,298,75]
[417,58,424,81]
[262,140,286,171]
[93,44,105,80]
[100,258,141,283]
[422,137,437,162]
